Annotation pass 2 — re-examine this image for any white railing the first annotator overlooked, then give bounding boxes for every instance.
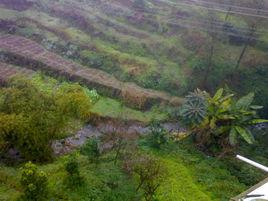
[236,155,268,173]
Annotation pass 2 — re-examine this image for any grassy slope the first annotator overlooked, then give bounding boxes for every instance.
[0,143,246,201]
[155,148,246,201]
[29,73,167,123]
[92,97,167,122]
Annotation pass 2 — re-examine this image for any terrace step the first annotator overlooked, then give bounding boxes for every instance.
[0,34,183,109]
[0,62,33,85]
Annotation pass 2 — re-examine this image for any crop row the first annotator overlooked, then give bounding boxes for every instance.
[0,34,183,109]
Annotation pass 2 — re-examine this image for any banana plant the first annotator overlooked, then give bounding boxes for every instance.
[181,88,268,153]
[201,89,268,147]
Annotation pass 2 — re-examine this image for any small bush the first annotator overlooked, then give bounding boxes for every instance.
[123,154,166,201]
[64,154,84,187]
[20,162,48,201]
[80,50,104,68]
[146,121,168,149]
[85,89,100,104]
[181,88,268,155]
[80,137,101,163]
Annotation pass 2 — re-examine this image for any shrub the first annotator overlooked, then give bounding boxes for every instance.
[20,162,48,201]
[123,154,165,201]
[80,137,101,163]
[146,121,168,149]
[85,89,100,104]
[0,75,92,161]
[64,153,84,187]
[80,50,104,68]
[101,132,129,164]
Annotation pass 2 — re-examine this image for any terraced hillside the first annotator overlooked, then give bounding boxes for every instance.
[0,34,183,109]
[0,1,267,201]
[0,0,267,113]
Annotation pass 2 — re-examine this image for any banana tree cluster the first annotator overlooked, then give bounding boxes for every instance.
[180,88,268,153]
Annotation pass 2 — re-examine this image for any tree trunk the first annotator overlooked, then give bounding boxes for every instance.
[235,43,249,70]
[235,26,256,70]
[203,35,215,90]
[225,7,231,21]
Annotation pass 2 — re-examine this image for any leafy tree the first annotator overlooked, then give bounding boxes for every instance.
[20,162,48,201]
[0,75,92,161]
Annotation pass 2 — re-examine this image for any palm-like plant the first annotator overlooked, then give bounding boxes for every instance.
[180,89,208,126]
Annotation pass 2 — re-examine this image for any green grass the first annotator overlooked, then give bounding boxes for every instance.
[157,158,213,201]
[0,141,247,201]
[30,73,168,123]
[144,142,247,201]
[92,96,167,122]
[0,155,138,201]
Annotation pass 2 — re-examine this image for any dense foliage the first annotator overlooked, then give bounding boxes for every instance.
[20,162,48,201]
[181,88,268,155]
[80,137,101,163]
[0,75,92,161]
[146,121,169,149]
[1,140,248,201]
[64,153,84,187]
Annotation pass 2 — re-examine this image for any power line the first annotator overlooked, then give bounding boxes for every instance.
[43,0,268,42]
[166,15,268,35]
[188,0,268,14]
[93,1,268,39]
[90,0,268,35]
[165,18,264,42]
[125,9,268,37]
[157,0,268,19]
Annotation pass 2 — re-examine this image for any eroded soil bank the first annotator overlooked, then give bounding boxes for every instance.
[52,117,183,155]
